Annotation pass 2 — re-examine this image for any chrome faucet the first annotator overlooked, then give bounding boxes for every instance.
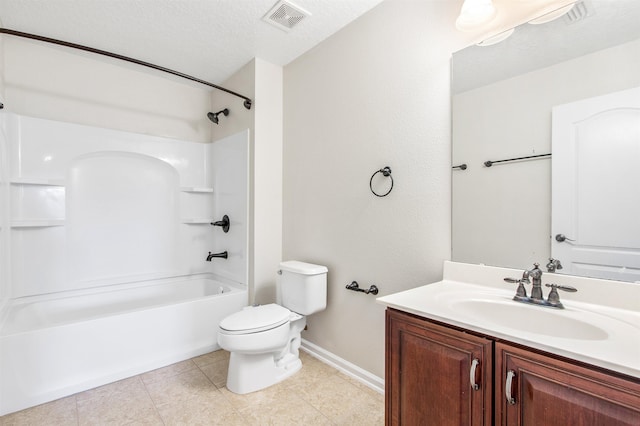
[206,251,228,261]
[504,262,577,309]
[528,263,544,301]
[546,258,563,273]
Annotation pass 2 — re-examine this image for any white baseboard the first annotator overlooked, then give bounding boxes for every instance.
[300,338,384,395]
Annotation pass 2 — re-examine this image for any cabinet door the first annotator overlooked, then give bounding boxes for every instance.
[496,342,640,426]
[386,309,493,426]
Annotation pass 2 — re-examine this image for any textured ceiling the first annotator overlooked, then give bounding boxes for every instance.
[0,0,384,84]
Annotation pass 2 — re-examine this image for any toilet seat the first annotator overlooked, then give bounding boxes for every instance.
[219,304,291,335]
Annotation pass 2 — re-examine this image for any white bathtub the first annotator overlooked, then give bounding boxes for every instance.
[0,274,247,416]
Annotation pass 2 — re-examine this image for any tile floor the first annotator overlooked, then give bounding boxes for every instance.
[0,350,384,425]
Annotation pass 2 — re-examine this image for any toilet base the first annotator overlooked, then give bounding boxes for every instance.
[226,351,302,394]
[224,316,306,394]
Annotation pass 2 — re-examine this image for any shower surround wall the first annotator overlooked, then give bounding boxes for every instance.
[3,112,242,295]
[0,112,7,313]
[0,112,249,415]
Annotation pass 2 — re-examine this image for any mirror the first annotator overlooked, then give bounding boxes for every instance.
[451,0,640,282]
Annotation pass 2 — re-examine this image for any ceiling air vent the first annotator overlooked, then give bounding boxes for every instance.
[563,0,593,24]
[263,0,311,32]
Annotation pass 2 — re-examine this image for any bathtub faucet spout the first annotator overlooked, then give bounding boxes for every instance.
[207,251,228,261]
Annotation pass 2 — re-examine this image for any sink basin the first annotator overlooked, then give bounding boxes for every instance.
[450,299,610,341]
[377,264,640,378]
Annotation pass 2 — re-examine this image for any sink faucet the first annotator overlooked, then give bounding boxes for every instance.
[528,263,544,301]
[504,262,577,309]
[206,251,228,261]
[546,258,563,273]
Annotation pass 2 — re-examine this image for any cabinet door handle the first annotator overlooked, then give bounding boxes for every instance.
[505,370,516,405]
[470,358,480,391]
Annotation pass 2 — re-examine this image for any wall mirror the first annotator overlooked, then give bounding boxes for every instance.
[451,0,640,282]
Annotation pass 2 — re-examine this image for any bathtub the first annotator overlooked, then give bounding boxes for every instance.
[0,274,247,416]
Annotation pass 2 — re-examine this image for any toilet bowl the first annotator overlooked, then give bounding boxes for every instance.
[217,261,328,394]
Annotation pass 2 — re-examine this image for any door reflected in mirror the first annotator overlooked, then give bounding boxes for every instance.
[451,0,640,282]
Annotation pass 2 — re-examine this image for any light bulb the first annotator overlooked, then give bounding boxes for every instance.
[456,0,498,32]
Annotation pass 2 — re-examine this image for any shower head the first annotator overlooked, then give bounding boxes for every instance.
[207,108,229,124]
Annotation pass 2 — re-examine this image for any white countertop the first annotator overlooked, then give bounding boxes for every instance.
[377,261,640,379]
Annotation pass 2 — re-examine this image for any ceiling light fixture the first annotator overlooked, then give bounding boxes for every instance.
[456,0,498,32]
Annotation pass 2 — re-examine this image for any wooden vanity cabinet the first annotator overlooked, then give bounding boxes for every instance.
[386,308,640,426]
[496,343,640,426]
[385,308,493,426]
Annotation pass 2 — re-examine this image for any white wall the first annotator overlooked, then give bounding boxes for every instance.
[452,39,640,270]
[283,0,473,379]
[210,58,283,304]
[0,115,6,308]
[0,37,7,308]
[210,130,250,286]
[1,37,212,143]
[253,60,283,303]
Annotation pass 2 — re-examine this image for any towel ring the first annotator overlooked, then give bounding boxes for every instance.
[370,166,393,197]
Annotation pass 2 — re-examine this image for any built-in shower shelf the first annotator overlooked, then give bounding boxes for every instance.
[10,178,65,186]
[11,219,65,228]
[181,218,215,224]
[180,187,213,193]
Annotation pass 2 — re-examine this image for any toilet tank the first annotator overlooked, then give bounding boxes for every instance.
[278,261,328,315]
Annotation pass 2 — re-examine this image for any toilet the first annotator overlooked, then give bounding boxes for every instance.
[217,260,328,394]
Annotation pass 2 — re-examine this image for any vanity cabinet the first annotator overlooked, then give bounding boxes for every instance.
[496,343,640,425]
[385,308,493,425]
[386,308,640,426]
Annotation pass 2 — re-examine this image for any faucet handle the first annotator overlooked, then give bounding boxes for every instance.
[504,277,528,299]
[544,283,577,308]
[545,283,577,292]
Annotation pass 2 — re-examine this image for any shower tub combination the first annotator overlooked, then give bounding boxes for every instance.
[0,115,251,416]
[0,274,247,416]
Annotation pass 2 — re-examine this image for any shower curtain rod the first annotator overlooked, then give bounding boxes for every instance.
[0,28,253,110]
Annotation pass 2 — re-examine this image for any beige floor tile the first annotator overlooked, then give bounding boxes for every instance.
[218,381,292,412]
[284,352,339,391]
[192,349,230,368]
[155,392,243,425]
[233,383,332,426]
[0,396,78,426]
[295,373,381,425]
[144,367,219,407]
[76,377,158,426]
[140,359,197,385]
[241,400,332,426]
[76,376,144,402]
[122,413,165,426]
[332,392,385,426]
[0,349,385,425]
[337,372,385,403]
[198,357,229,388]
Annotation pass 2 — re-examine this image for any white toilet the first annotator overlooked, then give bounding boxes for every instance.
[217,260,328,394]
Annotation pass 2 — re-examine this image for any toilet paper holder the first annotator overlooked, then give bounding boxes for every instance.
[346,281,379,295]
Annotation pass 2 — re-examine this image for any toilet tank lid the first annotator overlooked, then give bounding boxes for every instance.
[280,260,328,275]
